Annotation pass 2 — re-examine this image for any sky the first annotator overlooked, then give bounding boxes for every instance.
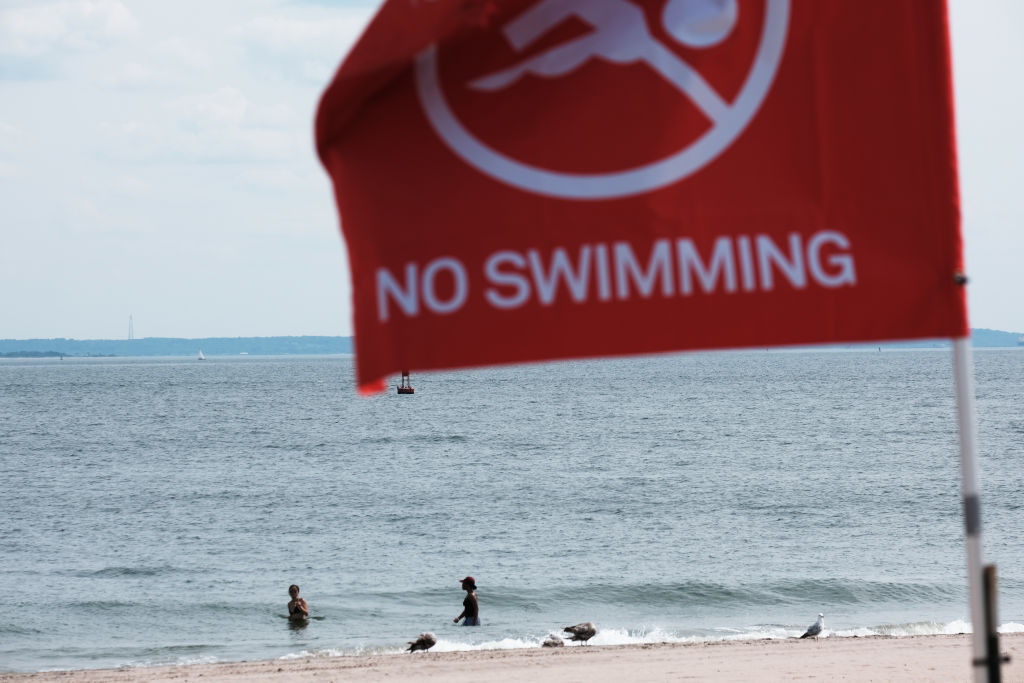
[0,0,1021,340]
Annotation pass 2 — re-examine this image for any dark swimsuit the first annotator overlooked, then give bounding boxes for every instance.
[461,593,480,625]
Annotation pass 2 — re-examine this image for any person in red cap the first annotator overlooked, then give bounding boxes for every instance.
[453,576,480,626]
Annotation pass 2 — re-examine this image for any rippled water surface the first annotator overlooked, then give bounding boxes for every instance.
[1,350,1022,671]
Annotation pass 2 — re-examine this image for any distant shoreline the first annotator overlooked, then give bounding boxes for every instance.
[0,336,354,358]
[0,352,115,359]
[0,329,1021,359]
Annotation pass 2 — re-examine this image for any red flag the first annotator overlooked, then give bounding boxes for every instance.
[316,0,966,392]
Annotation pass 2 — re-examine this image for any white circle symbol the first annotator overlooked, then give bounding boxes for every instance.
[415,0,790,200]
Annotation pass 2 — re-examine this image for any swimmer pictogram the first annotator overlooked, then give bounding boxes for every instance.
[469,0,738,123]
[415,0,790,200]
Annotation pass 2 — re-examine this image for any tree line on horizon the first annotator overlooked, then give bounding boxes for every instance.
[0,330,1021,358]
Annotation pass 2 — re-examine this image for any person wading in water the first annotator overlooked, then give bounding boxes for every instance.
[287,584,309,622]
[453,576,480,625]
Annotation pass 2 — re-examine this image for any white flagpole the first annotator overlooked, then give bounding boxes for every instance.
[952,335,988,682]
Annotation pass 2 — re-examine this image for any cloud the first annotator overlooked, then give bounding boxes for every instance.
[239,166,309,191]
[172,87,303,135]
[101,62,168,89]
[0,56,60,80]
[0,0,139,57]
[98,87,307,164]
[153,36,211,70]
[113,174,146,194]
[175,86,250,128]
[0,121,25,147]
[117,120,145,135]
[229,10,371,83]
[98,34,219,90]
[0,122,24,176]
[0,0,140,81]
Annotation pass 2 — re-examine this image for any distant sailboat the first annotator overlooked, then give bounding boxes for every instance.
[198,350,206,361]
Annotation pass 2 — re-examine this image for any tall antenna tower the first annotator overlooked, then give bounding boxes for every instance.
[128,314,134,340]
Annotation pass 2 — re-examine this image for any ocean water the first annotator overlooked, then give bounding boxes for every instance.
[1,349,1022,672]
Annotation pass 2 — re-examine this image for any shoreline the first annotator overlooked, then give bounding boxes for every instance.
[3,634,1021,683]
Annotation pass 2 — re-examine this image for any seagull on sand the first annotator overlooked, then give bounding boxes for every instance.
[542,634,565,647]
[800,614,825,640]
[563,622,597,644]
[407,632,437,652]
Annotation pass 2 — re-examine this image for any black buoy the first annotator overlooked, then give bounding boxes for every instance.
[397,370,415,394]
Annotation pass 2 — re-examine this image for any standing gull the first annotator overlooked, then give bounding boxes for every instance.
[563,622,597,645]
[800,613,825,640]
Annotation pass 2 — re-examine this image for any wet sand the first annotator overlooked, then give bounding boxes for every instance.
[2,634,1021,683]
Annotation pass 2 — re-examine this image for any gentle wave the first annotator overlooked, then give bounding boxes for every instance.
[35,647,222,672]
[18,616,1022,671]
[834,620,1024,636]
[273,619,1024,661]
[350,434,469,446]
[833,620,973,637]
[413,434,469,444]
[0,624,43,636]
[359,579,962,611]
[472,579,963,609]
[65,600,137,611]
[67,566,180,579]
[112,654,219,669]
[61,600,279,618]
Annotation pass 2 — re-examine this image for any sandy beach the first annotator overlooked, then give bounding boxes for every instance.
[3,634,1021,683]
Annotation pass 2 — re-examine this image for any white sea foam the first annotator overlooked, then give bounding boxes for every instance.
[272,620,1024,663]
[580,627,696,646]
[828,621,963,638]
[430,636,544,652]
[279,644,406,659]
[795,620,1024,638]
